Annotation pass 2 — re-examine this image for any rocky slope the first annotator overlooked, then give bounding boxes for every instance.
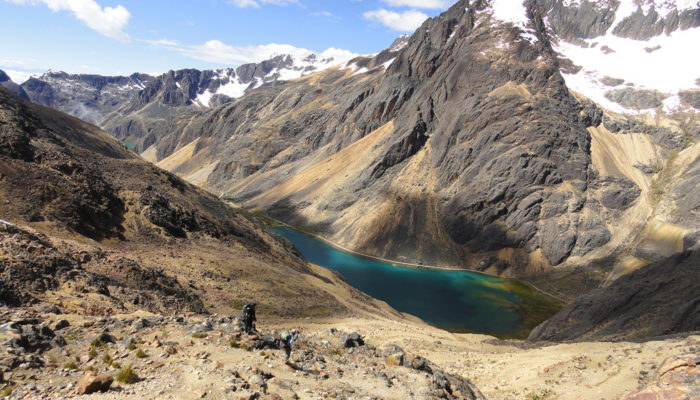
[529,248,700,341]
[0,86,382,320]
[0,306,697,400]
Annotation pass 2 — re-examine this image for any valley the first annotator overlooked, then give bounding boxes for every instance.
[0,0,699,398]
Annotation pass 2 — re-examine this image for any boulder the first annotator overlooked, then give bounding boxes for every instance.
[622,353,700,400]
[339,332,364,348]
[53,320,70,331]
[76,373,113,395]
[96,332,116,344]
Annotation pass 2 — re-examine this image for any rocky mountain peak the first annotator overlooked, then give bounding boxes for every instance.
[0,69,10,83]
[0,69,30,100]
[389,34,411,51]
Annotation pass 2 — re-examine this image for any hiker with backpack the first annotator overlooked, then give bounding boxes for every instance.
[280,329,298,364]
[241,301,257,334]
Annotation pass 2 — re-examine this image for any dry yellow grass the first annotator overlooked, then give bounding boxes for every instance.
[488,81,532,99]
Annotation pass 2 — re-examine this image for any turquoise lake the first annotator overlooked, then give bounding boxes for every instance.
[271,226,524,334]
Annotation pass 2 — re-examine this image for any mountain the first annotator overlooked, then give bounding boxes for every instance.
[0,69,29,100]
[20,50,358,152]
[138,0,699,272]
[20,70,153,125]
[0,86,384,319]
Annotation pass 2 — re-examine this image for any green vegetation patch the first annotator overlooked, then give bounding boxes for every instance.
[500,279,566,339]
[116,365,139,384]
[1,385,12,397]
[62,360,77,370]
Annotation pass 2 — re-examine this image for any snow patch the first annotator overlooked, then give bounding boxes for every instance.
[353,67,369,76]
[662,94,685,113]
[195,90,214,107]
[382,58,396,71]
[555,24,700,114]
[217,78,254,99]
[491,0,529,28]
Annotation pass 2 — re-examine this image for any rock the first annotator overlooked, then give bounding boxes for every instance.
[381,344,405,357]
[76,373,113,395]
[79,353,92,364]
[96,332,116,344]
[604,88,669,110]
[622,353,700,400]
[267,377,298,399]
[53,320,70,331]
[339,332,364,348]
[121,337,136,349]
[408,355,432,373]
[132,318,152,330]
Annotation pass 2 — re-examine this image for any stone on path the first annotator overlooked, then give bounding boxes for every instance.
[76,372,113,394]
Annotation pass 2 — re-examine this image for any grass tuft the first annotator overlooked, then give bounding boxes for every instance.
[62,360,77,370]
[116,365,139,384]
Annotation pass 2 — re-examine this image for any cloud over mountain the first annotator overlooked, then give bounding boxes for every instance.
[363,9,429,32]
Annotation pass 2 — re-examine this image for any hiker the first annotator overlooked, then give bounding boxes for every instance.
[241,301,257,333]
[280,329,298,364]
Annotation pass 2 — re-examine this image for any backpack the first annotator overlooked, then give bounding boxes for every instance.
[281,330,290,341]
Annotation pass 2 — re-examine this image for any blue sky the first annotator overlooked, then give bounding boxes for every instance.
[0,0,457,83]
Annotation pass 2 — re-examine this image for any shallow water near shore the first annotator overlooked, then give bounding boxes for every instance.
[272,226,526,334]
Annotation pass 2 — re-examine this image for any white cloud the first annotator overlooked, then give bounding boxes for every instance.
[144,38,358,67]
[363,9,429,32]
[228,0,298,8]
[0,68,36,84]
[381,0,454,9]
[228,0,260,7]
[139,38,180,46]
[4,0,130,41]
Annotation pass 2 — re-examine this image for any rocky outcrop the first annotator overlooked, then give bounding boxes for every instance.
[604,88,669,109]
[0,221,206,314]
[622,353,700,400]
[613,3,700,39]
